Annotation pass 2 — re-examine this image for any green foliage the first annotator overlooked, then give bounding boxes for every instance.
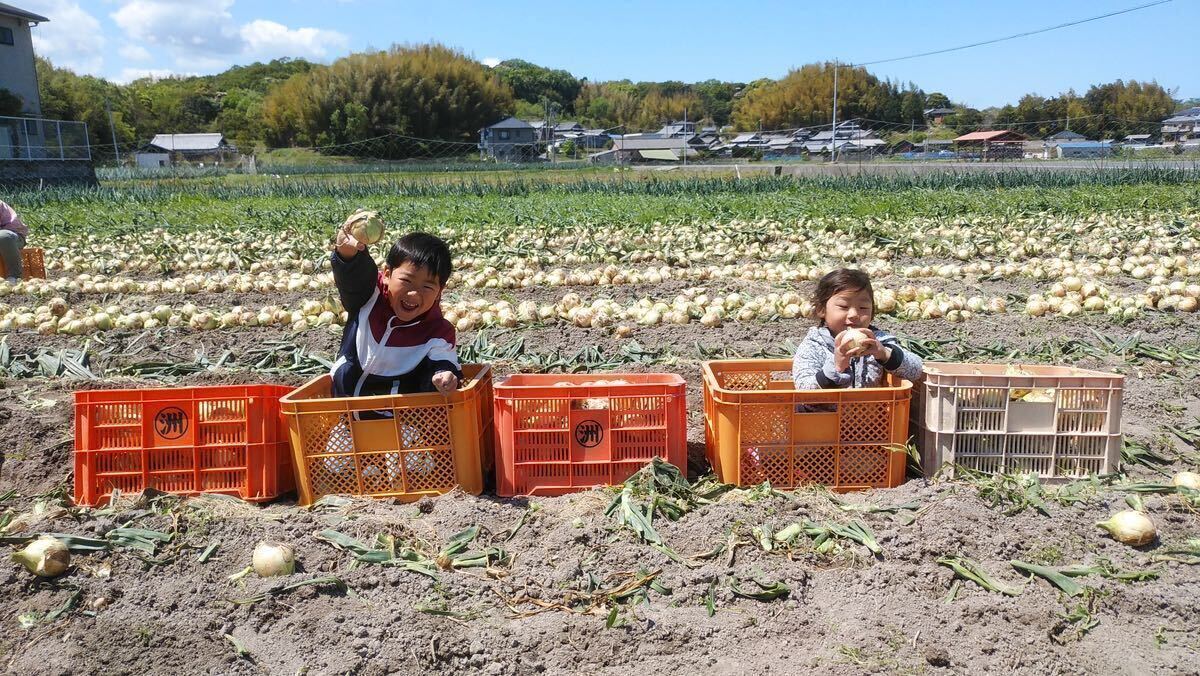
[32,46,1188,151]
[990,80,1174,139]
[493,59,581,111]
[572,79,740,130]
[730,62,923,129]
[13,171,1199,239]
[261,44,512,154]
[36,56,315,152]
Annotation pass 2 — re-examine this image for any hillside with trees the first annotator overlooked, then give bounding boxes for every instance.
[30,43,1186,154]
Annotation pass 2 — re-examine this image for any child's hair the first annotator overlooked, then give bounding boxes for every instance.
[812,268,874,320]
[386,233,452,286]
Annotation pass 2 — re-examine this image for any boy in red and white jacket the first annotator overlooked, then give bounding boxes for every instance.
[331,221,461,405]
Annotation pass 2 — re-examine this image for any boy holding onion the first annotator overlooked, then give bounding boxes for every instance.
[331,210,462,402]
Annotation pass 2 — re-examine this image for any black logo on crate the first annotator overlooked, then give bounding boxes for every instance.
[154,407,188,440]
[574,420,604,448]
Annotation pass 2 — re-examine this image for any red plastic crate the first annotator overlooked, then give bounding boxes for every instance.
[74,384,295,506]
[493,373,687,496]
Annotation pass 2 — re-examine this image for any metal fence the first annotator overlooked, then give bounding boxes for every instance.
[0,115,91,161]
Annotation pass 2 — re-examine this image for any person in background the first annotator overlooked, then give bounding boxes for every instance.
[0,200,27,282]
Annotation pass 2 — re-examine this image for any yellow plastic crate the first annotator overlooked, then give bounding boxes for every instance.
[280,364,493,505]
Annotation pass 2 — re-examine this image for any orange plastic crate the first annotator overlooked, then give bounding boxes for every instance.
[74,384,294,507]
[702,359,912,491]
[279,364,493,505]
[493,373,688,497]
[0,247,45,280]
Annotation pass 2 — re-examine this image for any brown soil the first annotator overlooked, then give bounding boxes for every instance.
[2,272,1199,675]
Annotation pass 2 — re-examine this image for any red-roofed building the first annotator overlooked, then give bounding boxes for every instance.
[953,130,1028,160]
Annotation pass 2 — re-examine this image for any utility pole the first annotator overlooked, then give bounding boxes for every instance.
[682,107,688,167]
[830,59,839,165]
[105,98,121,164]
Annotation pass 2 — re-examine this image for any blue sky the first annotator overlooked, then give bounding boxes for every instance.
[23,0,1198,108]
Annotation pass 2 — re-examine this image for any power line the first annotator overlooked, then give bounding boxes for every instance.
[852,0,1173,67]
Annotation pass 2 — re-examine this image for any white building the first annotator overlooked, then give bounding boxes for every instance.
[0,2,47,115]
[136,133,238,166]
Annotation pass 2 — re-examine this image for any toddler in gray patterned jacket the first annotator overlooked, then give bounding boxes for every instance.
[792,268,923,389]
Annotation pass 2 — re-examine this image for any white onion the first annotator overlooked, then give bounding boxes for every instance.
[1095,510,1156,546]
[346,210,386,245]
[837,328,873,356]
[1172,471,1200,490]
[12,536,70,577]
[252,541,295,577]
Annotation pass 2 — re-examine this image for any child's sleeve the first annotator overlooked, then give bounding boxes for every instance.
[330,250,379,315]
[877,334,924,382]
[427,335,462,379]
[792,340,850,389]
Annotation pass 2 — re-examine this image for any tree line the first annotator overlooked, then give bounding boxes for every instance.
[13,42,1183,157]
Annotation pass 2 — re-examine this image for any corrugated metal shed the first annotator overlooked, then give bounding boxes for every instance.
[639,149,680,161]
[612,137,688,151]
[955,130,1027,142]
[730,133,761,144]
[147,133,227,151]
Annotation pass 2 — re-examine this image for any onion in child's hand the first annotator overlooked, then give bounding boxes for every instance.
[346,210,385,245]
[837,328,873,356]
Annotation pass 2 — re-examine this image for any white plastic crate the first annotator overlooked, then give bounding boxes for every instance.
[912,363,1123,479]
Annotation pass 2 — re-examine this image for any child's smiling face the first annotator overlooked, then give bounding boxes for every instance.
[821,287,874,335]
[383,261,443,322]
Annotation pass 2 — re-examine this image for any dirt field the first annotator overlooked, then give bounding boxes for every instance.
[2,257,1199,676]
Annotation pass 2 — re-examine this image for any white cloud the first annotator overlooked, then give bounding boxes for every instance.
[240,20,347,60]
[109,1,349,72]
[114,67,181,84]
[23,0,105,74]
[119,44,152,61]
[111,0,242,56]
[482,57,501,68]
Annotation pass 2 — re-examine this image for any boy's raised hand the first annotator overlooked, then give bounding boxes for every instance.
[334,213,366,258]
[432,371,459,396]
